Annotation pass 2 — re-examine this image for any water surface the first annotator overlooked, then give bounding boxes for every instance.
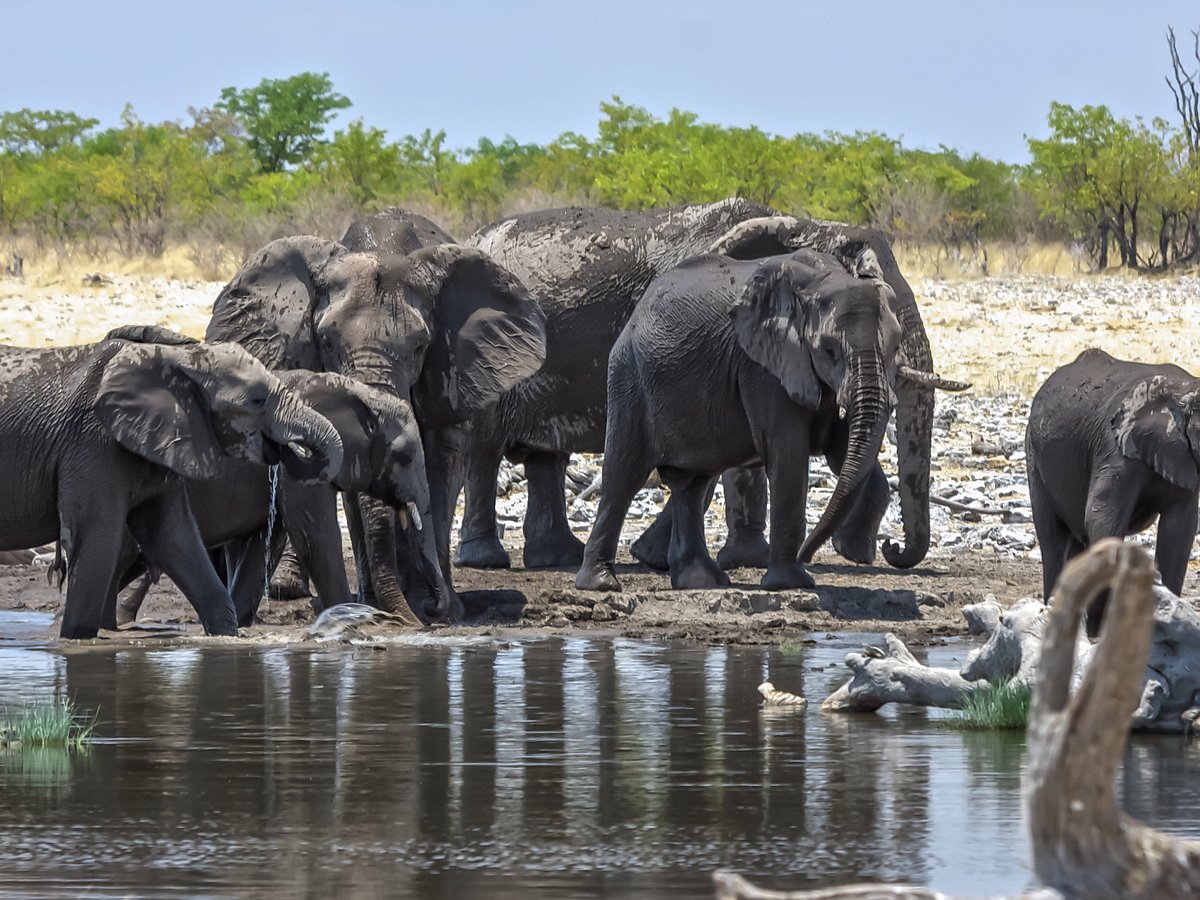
[1,617,1198,898]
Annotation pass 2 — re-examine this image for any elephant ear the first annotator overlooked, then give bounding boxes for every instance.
[205,236,343,369]
[95,344,225,480]
[406,245,548,422]
[1114,375,1198,489]
[730,255,824,409]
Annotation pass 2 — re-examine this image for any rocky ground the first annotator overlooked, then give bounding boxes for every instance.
[0,269,1198,644]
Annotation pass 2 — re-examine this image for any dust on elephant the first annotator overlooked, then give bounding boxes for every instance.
[1027,348,1200,631]
[0,335,343,638]
[206,234,547,623]
[575,248,903,592]
[459,202,953,574]
[114,367,429,628]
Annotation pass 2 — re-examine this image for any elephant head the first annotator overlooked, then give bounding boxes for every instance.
[207,236,548,619]
[732,248,903,562]
[341,207,456,254]
[95,340,344,484]
[710,215,968,569]
[1113,374,1200,489]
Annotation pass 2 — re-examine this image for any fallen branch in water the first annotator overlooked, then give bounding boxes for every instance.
[712,871,949,899]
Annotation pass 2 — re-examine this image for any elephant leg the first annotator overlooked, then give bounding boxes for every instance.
[125,490,238,636]
[716,466,771,570]
[663,470,729,590]
[421,424,465,621]
[282,483,352,615]
[630,501,672,571]
[1029,473,1080,603]
[268,540,311,600]
[576,456,655,591]
[1154,495,1198,595]
[101,537,143,629]
[1081,470,1137,637]
[522,451,585,569]
[631,476,720,571]
[59,515,129,640]
[760,433,817,591]
[455,432,511,569]
[226,532,268,628]
[823,425,889,565]
[115,569,155,628]
[344,491,371,604]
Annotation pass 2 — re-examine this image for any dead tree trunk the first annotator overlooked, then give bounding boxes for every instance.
[1028,539,1200,899]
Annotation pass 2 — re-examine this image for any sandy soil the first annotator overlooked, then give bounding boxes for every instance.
[1,267,1198,646]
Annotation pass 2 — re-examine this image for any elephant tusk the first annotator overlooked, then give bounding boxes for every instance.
[898,365,971,392]
[287,441,313,459]
[406,501,423,532]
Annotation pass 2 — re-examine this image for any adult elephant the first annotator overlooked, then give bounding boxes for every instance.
[1026,349,1200,633]
[206,232,547,623]
[0,334,343,638]
[458,202,958,572]
[267,207,457,601]
[577,247,903,591]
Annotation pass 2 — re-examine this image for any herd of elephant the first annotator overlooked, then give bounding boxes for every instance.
[4,200,1196,640]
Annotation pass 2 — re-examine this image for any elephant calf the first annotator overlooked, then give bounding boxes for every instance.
[1027,349,1200,631]
[0,336,342,638]
[113,370,432,629]
[576,248,905,593]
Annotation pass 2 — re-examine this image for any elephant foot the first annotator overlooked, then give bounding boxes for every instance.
[576,559,621,592]
[269,565,311,600]
[832,527,878,564]
[760,562,816,591]
[114,602,137,629]
[523,532,585,569]
[670,557,732,590]
[716,529,771,570]
[630,520,671,571]
[454,534,512,569]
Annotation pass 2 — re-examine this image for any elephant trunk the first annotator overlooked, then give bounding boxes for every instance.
[800,352,890,563]
[881,286,935,568]
[270,392,344,485]
[396,506,459,624]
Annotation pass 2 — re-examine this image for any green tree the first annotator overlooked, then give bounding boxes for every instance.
[216,72,351,173]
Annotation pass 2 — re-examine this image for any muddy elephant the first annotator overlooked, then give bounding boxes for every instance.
[1027,348,1200,632]
[206,232,547,623]
[114,365,428,628]
[0,334,343,638]
[460,203,957,574]
[266,207,457,601]
[576,248,903,592]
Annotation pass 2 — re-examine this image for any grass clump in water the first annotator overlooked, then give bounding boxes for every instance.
[1,700,97,750]
[947,679,1031,731]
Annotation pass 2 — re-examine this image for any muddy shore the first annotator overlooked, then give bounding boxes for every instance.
[0,270,1198,645]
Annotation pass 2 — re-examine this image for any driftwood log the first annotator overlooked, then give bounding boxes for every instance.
[1029,539,1200,898]
[822,577,1200,732]
[712,871,951,899]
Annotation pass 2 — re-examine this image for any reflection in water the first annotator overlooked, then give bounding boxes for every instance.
[0,633,1198,896]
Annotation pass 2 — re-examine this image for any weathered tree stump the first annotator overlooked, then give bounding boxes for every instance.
[1028,539,1200,899]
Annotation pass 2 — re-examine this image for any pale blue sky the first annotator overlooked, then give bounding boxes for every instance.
[4,0,1197,162]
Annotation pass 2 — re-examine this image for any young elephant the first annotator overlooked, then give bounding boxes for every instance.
[112,370,430,628]
[0,336,343,638]
[1026,349,1200,627]
[576,248,901,592]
